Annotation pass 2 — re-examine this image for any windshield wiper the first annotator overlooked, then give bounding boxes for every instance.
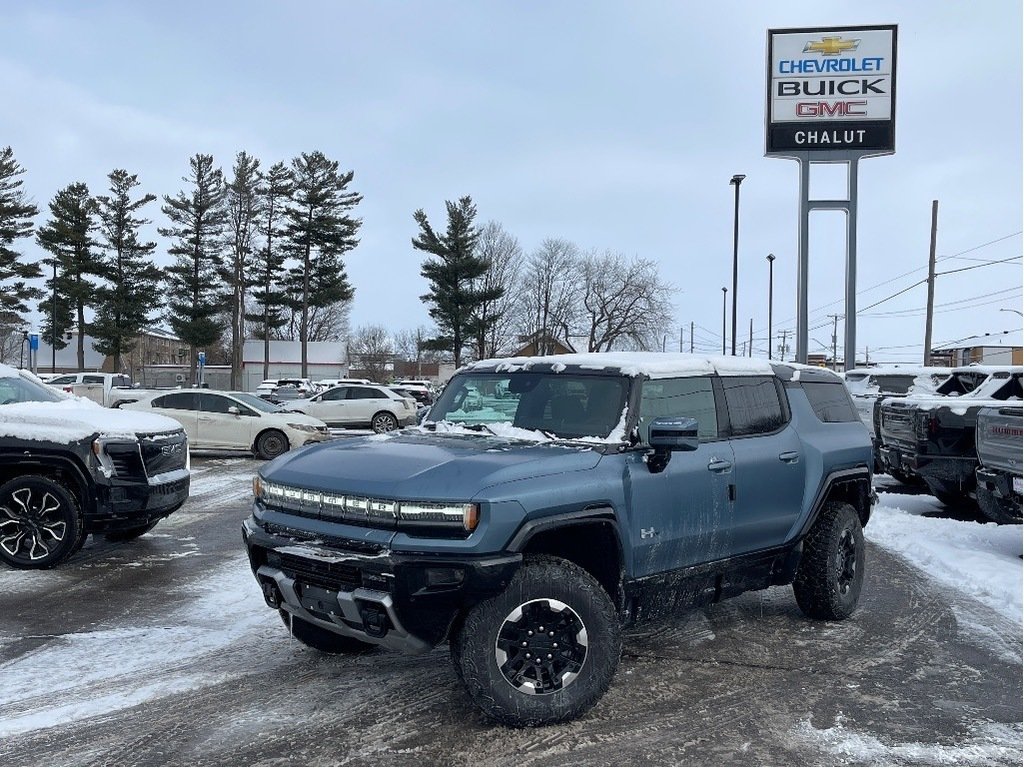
[461,423,499,436]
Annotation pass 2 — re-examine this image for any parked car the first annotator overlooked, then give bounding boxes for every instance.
[878,367,1022,505]
[244,352,872,726]
[265,385,305,405]
[283,384,417,432]
[314,378,373,388]
[122,389,329,459]
[0,364,190,569]
[390,381,434,406]
[975,406,1023,524]
[841,366,951,475]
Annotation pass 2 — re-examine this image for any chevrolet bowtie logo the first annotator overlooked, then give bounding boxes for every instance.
[804,36,860,56]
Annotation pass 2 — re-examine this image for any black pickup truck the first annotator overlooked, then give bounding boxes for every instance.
[878,367,1022,507]
[0,365,190,568]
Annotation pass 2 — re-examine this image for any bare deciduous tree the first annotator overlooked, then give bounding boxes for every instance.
[348,324,393,382]
[305,299,351,343]
[579,251,674,352]
[518,238,581,352]
[469,221,522,360]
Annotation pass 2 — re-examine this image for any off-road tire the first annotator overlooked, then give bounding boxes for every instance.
[278,610,376,654]
[793,501,865,621]
[0,475,84,570]
[255,429,289,460]
[451,555,621,727]
[104,519,161,542]
[370,411,399,433]
[976,484,1022,525]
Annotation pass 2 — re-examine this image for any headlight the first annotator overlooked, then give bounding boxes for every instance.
[287,422,318,433]
[399,502,479,531]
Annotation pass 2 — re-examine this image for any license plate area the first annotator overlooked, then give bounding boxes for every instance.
[296,582,340,620]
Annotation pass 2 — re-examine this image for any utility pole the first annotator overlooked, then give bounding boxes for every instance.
[679,326,683,353]
[923,200,939,365]
[742,340,747,356]
[690,321,694,354]
[778,329,788,361]
[828,314,841,370]
[748,318,753,357]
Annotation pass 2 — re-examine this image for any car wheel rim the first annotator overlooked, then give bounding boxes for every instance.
[837,528,857,595]
[0,486,67,563]
[372,414,396,433]
[264,435,285,456]
[494,598,588,695]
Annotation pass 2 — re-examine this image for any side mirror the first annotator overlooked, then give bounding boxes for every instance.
[228,406,240,416]
[647,416,699,473]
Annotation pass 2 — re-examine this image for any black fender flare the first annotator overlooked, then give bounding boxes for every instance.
[0,450,94,511]
[797,467,873,539]
[506,506,621,552]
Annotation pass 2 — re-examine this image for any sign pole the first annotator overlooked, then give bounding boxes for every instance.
[796,159,811,364]
[845,157,859,370]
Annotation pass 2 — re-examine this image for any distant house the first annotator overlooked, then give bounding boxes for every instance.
[242,339,348,390]
[512,330,591,357]
[931,330,1023,367]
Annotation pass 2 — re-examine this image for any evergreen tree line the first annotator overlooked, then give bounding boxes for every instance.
[0,146,360,388]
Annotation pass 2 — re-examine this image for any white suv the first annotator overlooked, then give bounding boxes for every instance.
[284,384,417,432]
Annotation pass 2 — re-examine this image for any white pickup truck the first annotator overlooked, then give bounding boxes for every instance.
[48,372,154,408]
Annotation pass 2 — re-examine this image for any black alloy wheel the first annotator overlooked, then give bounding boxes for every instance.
[256,429,289,460]
[0,476,83,569]
[495,598,588,694]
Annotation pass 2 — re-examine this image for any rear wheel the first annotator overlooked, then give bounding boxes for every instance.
[104,519,161,542]
[255,429,289,460]
[793,501,865,621]
[371,411,399,433]
[0,475,84,569]
[451,555,621,727]
[278,610,376,654]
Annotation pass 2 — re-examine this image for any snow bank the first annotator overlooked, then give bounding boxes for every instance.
[0,399,182,442]
[866,493,1023,626]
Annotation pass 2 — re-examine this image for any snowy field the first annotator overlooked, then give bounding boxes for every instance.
[0,460,1020,766]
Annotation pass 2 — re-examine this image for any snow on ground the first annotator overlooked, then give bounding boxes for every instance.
[867,490,1023,626]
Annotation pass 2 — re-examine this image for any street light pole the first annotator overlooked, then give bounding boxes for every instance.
[729,174,745,356]
[721,287,728,355]
[51,260,57,373]
[766,253,775,360]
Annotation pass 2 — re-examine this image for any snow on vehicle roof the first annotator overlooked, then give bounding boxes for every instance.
[843,366,951,378]
[0,398,184,443]
[464,352,779,378]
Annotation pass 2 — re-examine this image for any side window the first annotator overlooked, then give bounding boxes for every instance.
[322,387,347,401]
[992,374,1022,401]
[51,375,78,385]
[802,382,859,423]
[348,386,381,400]
[722,376,786,437]
[83,375,104,384]
[154,392,200,410]
[638,377,718,443]
[199,394,236,414]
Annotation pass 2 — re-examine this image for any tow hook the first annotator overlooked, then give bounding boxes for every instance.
[259,576,282,609]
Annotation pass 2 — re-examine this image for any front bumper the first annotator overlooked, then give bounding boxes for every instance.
[242,516,521,653]
[89,469,190,532]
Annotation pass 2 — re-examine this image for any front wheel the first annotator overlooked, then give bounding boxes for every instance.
[451,555,621,727]
[370,411,398,433]
[278,610,376,654]
[0,475,84,569]
[255,429,289,460]
[793,501,865,621]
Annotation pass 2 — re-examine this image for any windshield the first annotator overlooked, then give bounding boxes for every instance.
[229,392,282,412]
[428,372,630,440]
[0,373,64,405]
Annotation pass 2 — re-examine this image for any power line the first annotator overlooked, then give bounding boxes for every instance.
[934,254,1021,277]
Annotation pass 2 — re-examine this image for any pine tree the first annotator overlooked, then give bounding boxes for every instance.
[247,161,292,380]
[92,170,163,373]
[413,196,498,368]
[0,146,41,331]
[160,153,229,384]
[221,151,262,389]
[36,182,103,370]
[285,151,361,377]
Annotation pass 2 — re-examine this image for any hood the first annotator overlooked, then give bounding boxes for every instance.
[262,431,603,500]
[273,410,326,427]
[0,399,183,443]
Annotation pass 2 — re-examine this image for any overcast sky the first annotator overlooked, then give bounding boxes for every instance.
[5,0,1021,363]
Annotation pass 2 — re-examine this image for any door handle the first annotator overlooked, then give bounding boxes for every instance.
[779,451,800,463]
[707,458,733,473]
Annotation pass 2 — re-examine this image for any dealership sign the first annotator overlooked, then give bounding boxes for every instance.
[766,25,897,155]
